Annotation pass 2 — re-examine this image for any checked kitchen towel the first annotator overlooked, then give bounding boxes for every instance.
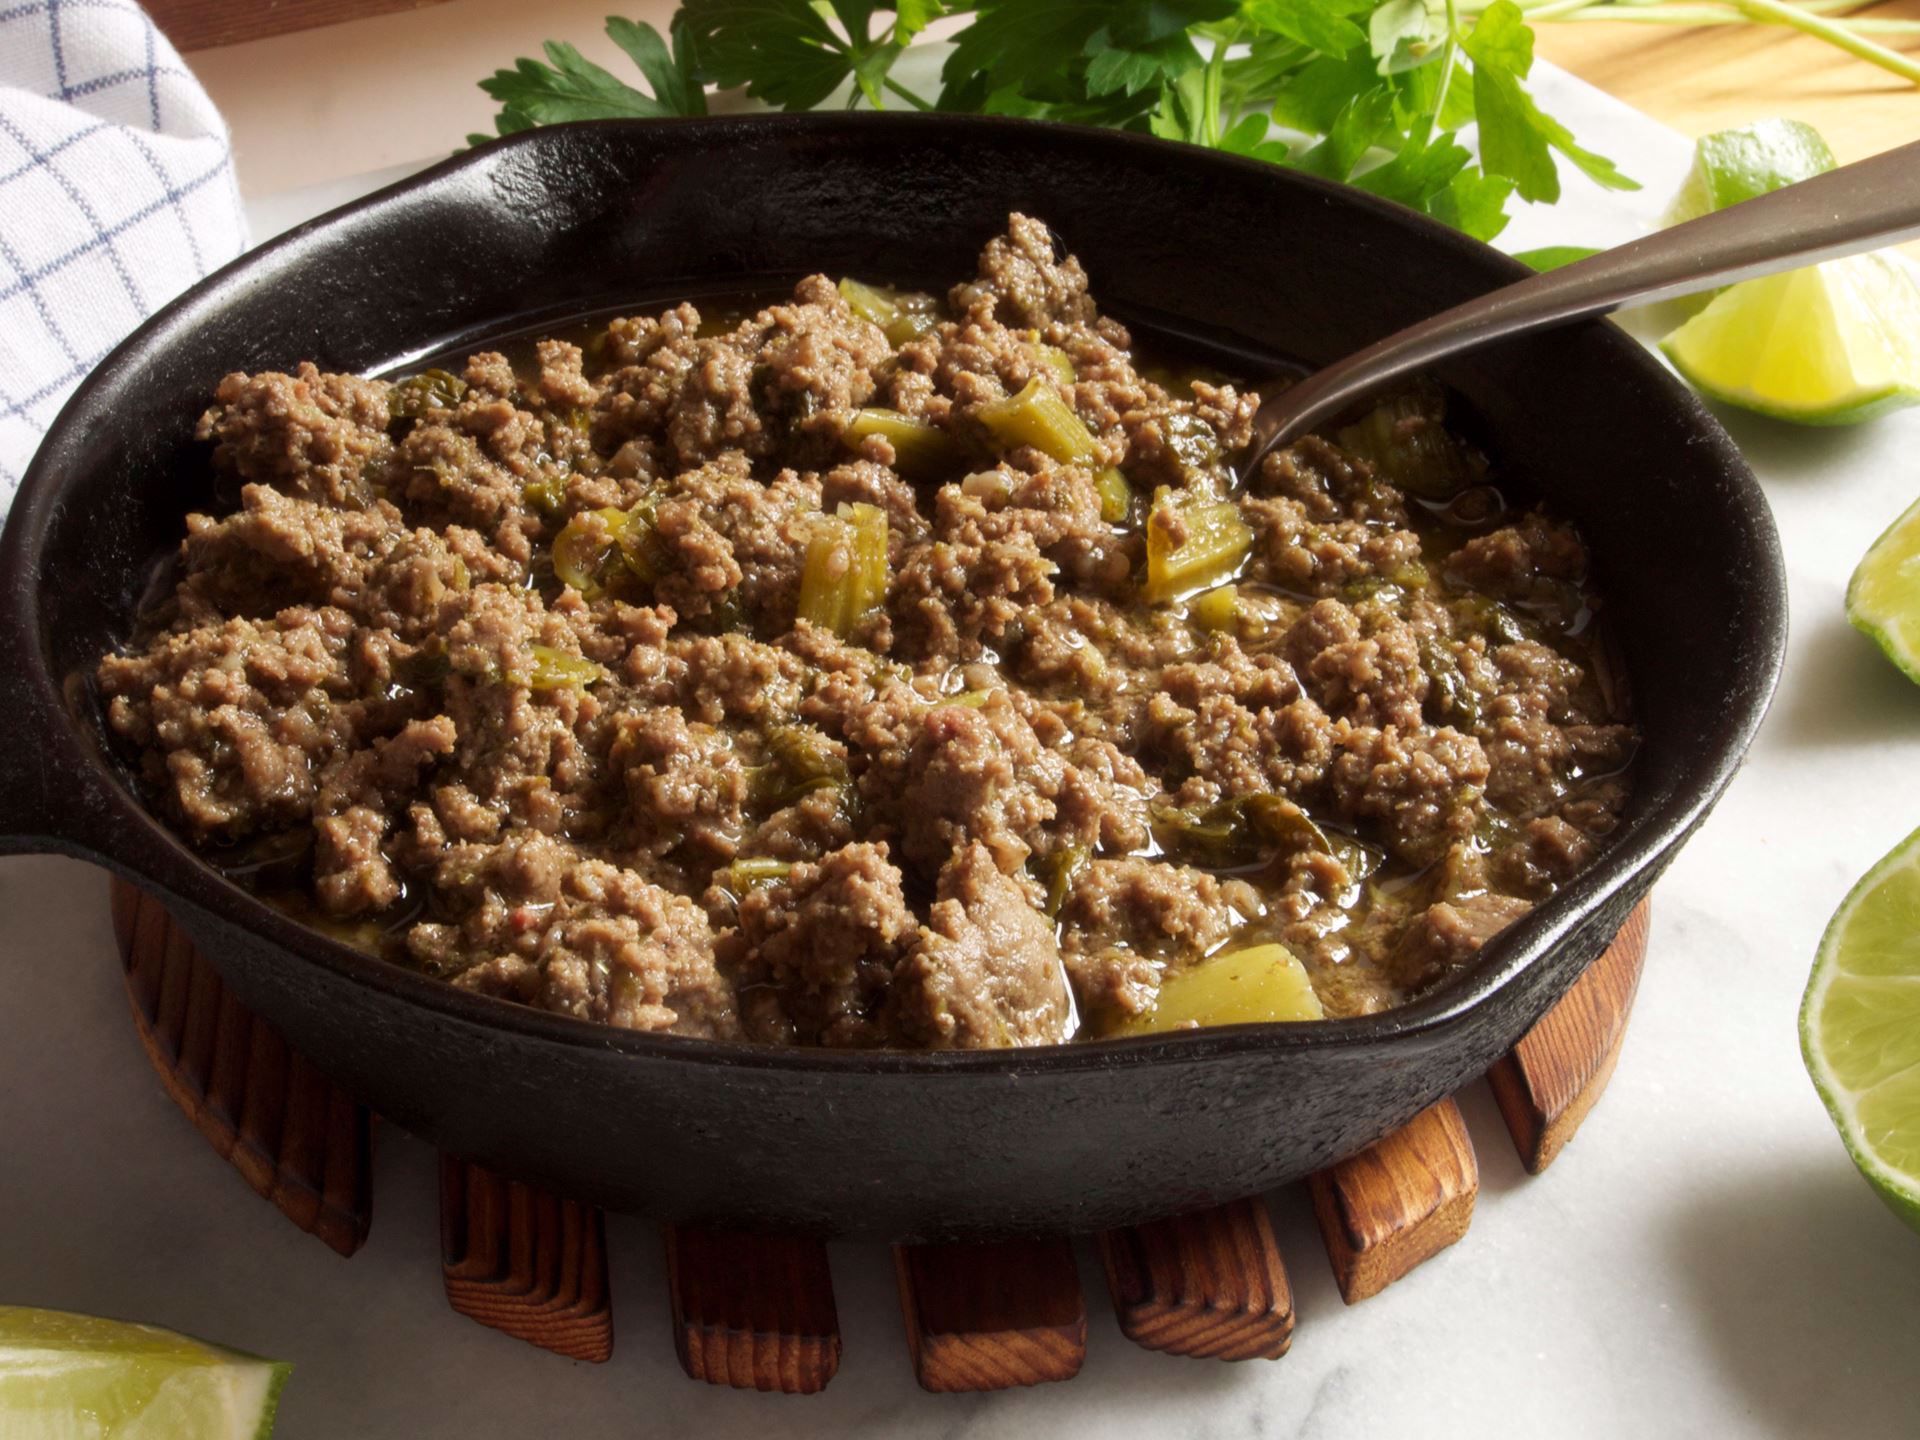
[0,0,245,503]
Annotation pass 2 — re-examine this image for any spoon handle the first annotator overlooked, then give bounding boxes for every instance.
[1248,137,1920,459]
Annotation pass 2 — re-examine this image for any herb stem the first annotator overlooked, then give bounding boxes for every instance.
[882,76,933,111]
[1543,4,1920,27]
[1201,25,1234,148]
[1428,0,1462,141]
[1733,0,1920,80]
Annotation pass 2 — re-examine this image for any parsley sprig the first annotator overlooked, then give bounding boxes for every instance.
[472,0,1920,242]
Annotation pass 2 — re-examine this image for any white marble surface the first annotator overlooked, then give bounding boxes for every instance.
[6,56,1920,1440]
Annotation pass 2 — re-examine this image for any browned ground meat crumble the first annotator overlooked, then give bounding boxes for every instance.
[98,215,1635,1048]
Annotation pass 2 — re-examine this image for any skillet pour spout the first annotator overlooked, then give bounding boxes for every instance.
[0,114,1786,1240]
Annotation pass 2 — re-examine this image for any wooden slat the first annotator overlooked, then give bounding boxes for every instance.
[1098,1196,1293,1361]
[1308,1096,1478,1305]
[894,1238,1086,1392]
[439,1158,613,1363]
[145,0,456,53]
[1488,898,1652,1174]
[110,879,371,1257]
[664,1226,841,1392]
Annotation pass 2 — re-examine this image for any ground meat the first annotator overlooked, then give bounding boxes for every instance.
[949,213,1095,330]
[1242,495,1425,596]
[103,214,1634,1044]
[886,844,1073,1049]
[196,364,393,509]
[888,527,1058,665]
[1286,599,1429,729]
[416,836,738,1037]
[1327,722,1490,865]
[720,841,917,1046]
[98,606,359,839]
[1060,859,1263,1025]
[1391,893,1534,991]
[1061,859,1260,963]
[609,707,748,864]
[886,690,1065,877]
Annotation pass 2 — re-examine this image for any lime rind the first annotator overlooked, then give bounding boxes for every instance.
[1658,119,1839,319]
[1662,118,1838,228]
[1801,828,1920,1235]
[1847,494,1920,686]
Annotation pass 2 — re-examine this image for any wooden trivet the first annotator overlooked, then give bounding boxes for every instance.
[666,1226,840,1392]
[107,880,1650,1390]
[110,883,371,1258]
[1308,1097,1477,1304]
[440,1157,613,1363]
[1098,1196,1293,1360]
[895,1237,1087,1391]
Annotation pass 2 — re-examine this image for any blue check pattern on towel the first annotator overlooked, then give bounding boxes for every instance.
[0,0,245,504]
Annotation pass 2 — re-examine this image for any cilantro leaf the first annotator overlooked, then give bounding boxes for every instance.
[894,0,944,39]
[1217,111,1279,156]
[1105,0,1239,45]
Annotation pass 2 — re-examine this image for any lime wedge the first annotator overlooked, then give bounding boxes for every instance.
[1848,495,1920,684]
[1659,252,1920,426]
[0,1307,289,1439]
[1662,118,1837,227]
[1802,829,1920,1236]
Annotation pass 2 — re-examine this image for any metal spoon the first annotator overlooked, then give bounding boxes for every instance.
[1245,137,1920,469]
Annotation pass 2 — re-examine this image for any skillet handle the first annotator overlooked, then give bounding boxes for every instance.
[0,608,120,866]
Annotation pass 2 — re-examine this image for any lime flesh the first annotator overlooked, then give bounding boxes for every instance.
[1848,494,1920,684]
[1802,829,1920,1235]
[1660,252,1920,426]
[0,1308,288,1440]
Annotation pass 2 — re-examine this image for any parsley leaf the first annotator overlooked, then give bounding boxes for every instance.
[1294,84,1398,182]
[473,21,705,145]
[1241,0,1368,60]
[1084,30,1206,99]
[477,0,1639,245]
[941,0,1115,96]
[682,0,867,110]
[1464,0,1638,203]
[607,14,707,117]
[1429,165,1516,241]
[1367,0,1434,75]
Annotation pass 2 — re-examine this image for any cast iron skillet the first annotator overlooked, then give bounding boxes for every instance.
[0,115,1785,1241]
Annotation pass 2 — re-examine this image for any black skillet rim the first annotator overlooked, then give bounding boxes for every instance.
[3,111,1787,1076]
